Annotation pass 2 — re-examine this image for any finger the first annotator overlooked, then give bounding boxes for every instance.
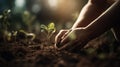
[61,30,71,39]
[55,30,67,43]
[60,31,72,46]
[55,30,68,48]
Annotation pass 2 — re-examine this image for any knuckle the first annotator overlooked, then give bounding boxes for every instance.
[59,30,64,32]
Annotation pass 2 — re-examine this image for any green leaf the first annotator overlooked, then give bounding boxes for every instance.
[47,22,56,33]
[40,24,48,30]
[3,9,11,15]
[48,22,55,30]
[19,30,27,34]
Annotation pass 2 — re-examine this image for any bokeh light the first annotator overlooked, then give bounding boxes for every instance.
[32,4,42,14]
[48,0,58,9]
[15,0,26,8]
[0,0,88,30]
[14,0,26,13]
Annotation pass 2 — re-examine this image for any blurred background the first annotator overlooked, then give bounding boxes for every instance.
[0,0,88,33]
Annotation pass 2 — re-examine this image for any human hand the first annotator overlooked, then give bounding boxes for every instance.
[55,28,90,51]
[54,29,70,48]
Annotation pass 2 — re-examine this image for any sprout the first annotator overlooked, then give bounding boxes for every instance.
[12,31,18,36]
[48,22,56,33]
[22,10,36,32]
[40,24,48,32]
[47,22,56,39]
[40,22,56,45]
[17,30,36,41]
[0,9,11,42]
[26,33,36,40]
[0,9,11,30]
[3,9,11,15]
[40,22,56,39]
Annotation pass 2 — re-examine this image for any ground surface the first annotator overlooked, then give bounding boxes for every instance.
[0,32,120,67]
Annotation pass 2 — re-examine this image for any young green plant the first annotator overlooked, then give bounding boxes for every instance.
[22,11,36,32]
[0,9,11,42]
[16,30,36,41]
[40,22,56,43]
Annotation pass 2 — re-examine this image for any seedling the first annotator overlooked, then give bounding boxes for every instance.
[22,11,36,32]
[15,30,36,41]
[6,30,36,43]
[40,22,56,44]
[0,9,11,31]
[0,9,11,42]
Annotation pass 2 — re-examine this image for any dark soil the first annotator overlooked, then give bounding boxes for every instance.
[0,33,120,67]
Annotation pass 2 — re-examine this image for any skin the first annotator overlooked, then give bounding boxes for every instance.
[55,0,120,51]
